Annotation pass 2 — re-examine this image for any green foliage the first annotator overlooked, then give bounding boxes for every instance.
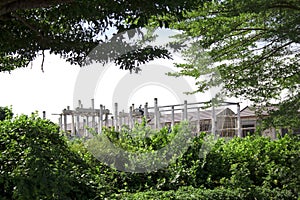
[0,114,299,199]
[164,0,300,126]
[0,0,201,71]
[119,186,297,200]
[102,131,300,197]
[0,106,13,121]
[85,120,192,172]
[82,121,300,198]
[0,114,97,199]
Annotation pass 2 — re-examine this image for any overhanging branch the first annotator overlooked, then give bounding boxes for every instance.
[0,0,74,17]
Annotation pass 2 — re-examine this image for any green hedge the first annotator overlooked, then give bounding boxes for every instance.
[118,186,297,200]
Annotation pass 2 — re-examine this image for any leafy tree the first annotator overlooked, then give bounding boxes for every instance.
[0,0,201,72]
[163,0,300,127]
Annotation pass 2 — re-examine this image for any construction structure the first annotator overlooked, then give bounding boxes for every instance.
[54,98,244,138]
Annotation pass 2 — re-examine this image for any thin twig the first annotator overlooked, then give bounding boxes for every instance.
[41,50,45,72]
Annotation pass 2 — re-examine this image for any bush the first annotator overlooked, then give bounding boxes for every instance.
[0,114,97,199]
[118,186,297,200]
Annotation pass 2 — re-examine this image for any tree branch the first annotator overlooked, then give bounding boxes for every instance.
[253,41,294,65]
[268,3,300,11]
[0,0,74,17]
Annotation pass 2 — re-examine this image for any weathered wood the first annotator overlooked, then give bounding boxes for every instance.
[114,103,118,130]
[59,99,241,137]
[119,111,123,128]
[129,106,133,129]
[83,119,87,137]
[154,98,159,129]
[237,103,242,137]
[171,106,175,128]
[63,109,67,133]
[197,107,200,132]
[111,116,114,127]
[211,105,216,136]
[76,113,80,136]
[71,113,75,136]
[91,99,95,131]
[183,100,188,121]
[99,104,103,134]
[59,114,62,131]
[144,102,148,118]
[86,115,89,136]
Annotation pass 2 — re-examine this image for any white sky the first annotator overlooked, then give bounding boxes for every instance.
[0,54,80,122]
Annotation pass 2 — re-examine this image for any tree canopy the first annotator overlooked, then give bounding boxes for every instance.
[0,0,200,71]
[164,0,299,127]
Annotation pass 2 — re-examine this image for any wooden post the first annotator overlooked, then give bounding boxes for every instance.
[212,104,216,136]
[76,113,80,136]
[77,100,81,136]
[122,110,125,128]
[129,106,133,129]
[91,99,95,131]
[197,107,200,133]
[237,103,242,137]
[83,118,87,137]
[154,98,159,129]
[119,111,123,129]
[42,111,46,119]
[86,115,89,136]
[71,113,75,136]
[183,100,188,121]
[114,103,118,130]
[99,104,103,134]
[111,116,114,128]
[144,102,148,119]
[171,106,175,128]
[63,109,67,134]
[59,114,63,131]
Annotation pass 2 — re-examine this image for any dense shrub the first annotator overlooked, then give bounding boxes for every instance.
[1,113,299,199]
[0,106,13,121]
[93,124,300,198]
[0,114,97,199]
[118,186,297,200]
